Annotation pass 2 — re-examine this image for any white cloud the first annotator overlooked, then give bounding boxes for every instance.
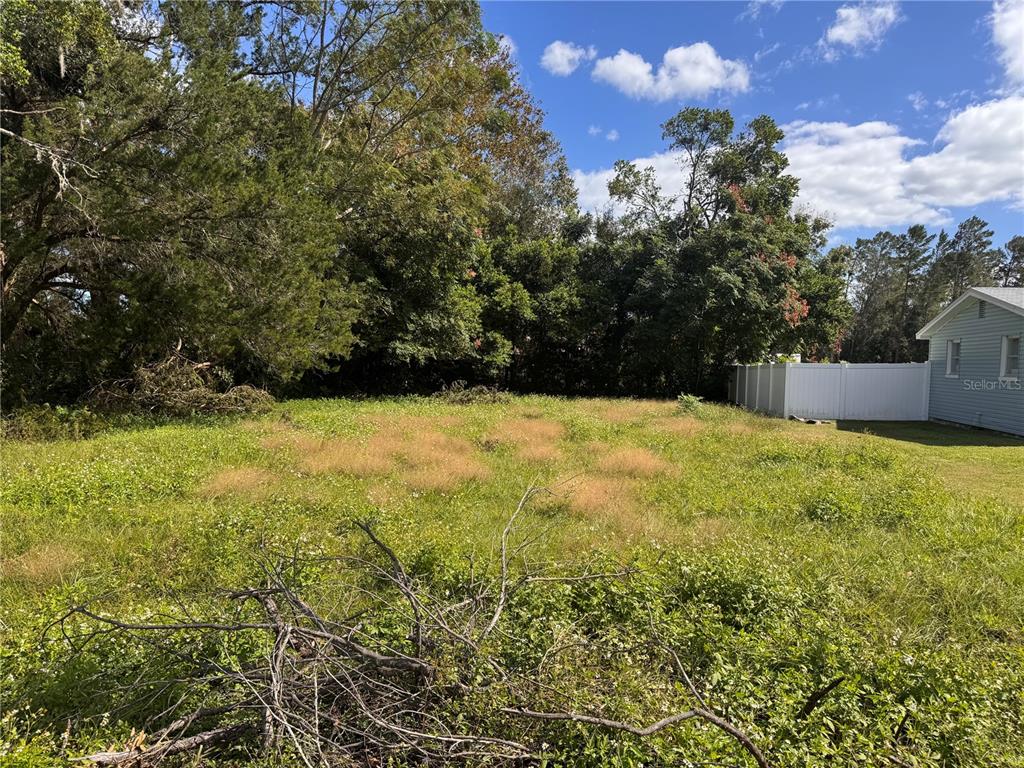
[540,40,597,76]
[496,34,517,57]
[904,96,1024,207]
[782,120,939,226]
[605,129,620,142]
[820,2,901,61]
[572,151,689,214]
[572,97,1024,229]
[592,42,750,101]
[783,96,1024,226]
[992,0,1024,86]
[754,42,782,62]
[793,94,839,113]
[907,91,928,111]
[587,125,603,136]
[738,0,785,22]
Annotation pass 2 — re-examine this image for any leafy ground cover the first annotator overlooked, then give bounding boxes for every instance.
[1,398,1022,766]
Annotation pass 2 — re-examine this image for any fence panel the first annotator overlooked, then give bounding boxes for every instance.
[841,364,930,420]
[733,362,930,421]
[787,364,843,419]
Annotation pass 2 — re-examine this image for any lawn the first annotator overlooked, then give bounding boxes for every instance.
[2,397,1023,766]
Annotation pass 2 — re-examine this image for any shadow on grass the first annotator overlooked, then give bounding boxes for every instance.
[836,420,1024,447]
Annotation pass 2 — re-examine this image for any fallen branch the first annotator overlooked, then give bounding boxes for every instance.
[57,487,771,766]
[796,676,845,721]
[77,724,253,765]
[503,706,770,768]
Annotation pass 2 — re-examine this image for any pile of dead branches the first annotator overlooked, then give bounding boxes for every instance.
[433,380,512,405]
[88,348,273,417]
[54,487,768,767]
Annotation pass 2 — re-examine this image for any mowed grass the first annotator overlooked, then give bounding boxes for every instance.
[1,397,1023,765]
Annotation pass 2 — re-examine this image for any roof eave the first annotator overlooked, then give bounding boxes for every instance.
[916,288,1024,340]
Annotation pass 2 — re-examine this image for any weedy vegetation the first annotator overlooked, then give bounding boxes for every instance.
[1,397,1023,767]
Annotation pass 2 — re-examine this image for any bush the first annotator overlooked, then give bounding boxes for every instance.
[1,405,108,441]
[676,392,705,415]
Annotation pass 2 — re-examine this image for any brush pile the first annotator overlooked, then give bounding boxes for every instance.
[59,488,767,767]
[89,349,273,417]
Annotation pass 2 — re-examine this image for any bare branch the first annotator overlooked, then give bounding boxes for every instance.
[503,707,770,768]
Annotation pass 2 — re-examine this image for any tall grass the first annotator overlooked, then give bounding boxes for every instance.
[1,397,1022,766]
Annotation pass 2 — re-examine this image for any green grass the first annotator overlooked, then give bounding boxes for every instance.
[2,397,1023,766]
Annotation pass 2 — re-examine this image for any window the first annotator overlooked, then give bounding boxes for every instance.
[1001,336,1020,380]
[946,339,961,377]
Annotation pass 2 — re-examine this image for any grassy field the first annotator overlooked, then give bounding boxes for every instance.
[2,397,1023,766]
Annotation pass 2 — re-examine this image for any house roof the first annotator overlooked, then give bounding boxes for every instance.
[916,287,1024,340]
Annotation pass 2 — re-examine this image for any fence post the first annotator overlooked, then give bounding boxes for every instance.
[839,362,848,420]
[921,361,931,420]
[767,363,774,414]
[782,363,791,419]
[754,365,761,412]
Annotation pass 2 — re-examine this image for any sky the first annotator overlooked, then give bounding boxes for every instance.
[481,0,1024,248]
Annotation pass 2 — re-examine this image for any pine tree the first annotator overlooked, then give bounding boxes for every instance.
[930,216,998,300]
[997,236,1024,287]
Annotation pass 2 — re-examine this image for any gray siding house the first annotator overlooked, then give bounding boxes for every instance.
[917,287,1024,436]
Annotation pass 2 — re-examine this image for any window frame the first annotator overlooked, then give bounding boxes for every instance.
[1000,335,1021,381]
[945,338,961,378]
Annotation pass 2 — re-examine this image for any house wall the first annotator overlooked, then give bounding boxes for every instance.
[927,298,1024,436]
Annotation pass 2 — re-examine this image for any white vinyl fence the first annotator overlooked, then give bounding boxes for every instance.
[730,362,931,421]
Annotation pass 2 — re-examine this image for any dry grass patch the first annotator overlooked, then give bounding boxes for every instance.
[560,475,673,542]
[651,416,704,438]
[201,467,278,498]
[489,418,564,443]
[260,424,325,456]
[585,399,675,424]
[1,542,82,586]
[595,446,672,478]
[565,475,634,515]
[723,422,760,437]
[292,421,491,492]
[298,425,428,478]
[395,431,490,491]
[485,417,565,463]
[397,431,475,463]
[363,413,463,434]
[517,442,562,463]
[303,440,396,476]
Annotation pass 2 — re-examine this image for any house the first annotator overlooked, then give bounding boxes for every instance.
[916,287,1024,436]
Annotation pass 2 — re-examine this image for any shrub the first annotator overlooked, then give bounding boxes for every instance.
[1,405,107,441]
[676,392,705,416]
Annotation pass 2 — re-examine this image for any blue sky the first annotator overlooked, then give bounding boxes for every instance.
[481,0,1024,248]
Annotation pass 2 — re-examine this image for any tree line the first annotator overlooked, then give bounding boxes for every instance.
[842,221,1022,363]
[1,1,1018,406]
